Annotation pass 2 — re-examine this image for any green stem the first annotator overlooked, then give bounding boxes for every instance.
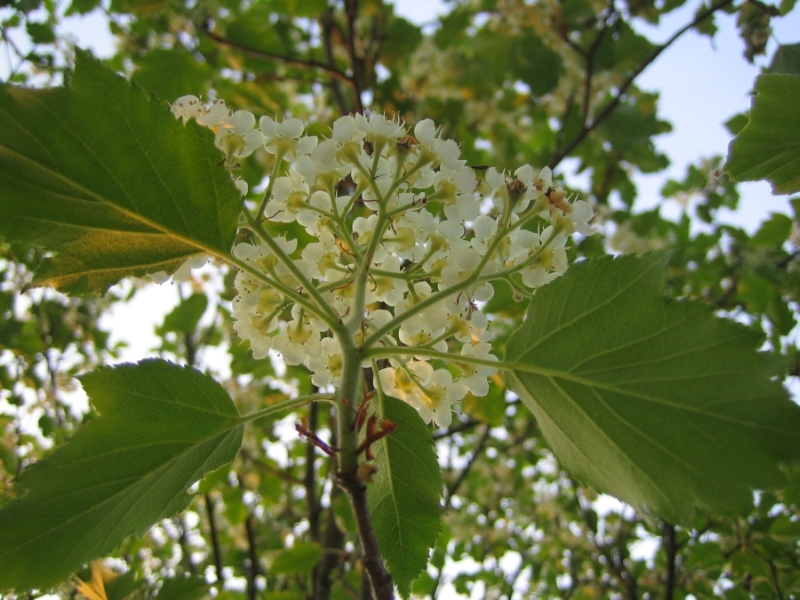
[363,225,563,349]
[362,229,505,350]
[227,253,310,307]
[226,253,338,331]
[255,154,285,219]
[334,337,363,475]
[244,212,343,332]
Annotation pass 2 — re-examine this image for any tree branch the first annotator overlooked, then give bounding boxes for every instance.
[338,472,394,599]
[313,407,347,600]
[549,0,737,169]
[175,516,197,575]
[444,425,491,509]
[581,3,616,128]
[201,23,354,85]
[661,521,677,600]
[321,9,354,115]
[205,492,225,585]
[244,510,260,600]
[343,0,365,114]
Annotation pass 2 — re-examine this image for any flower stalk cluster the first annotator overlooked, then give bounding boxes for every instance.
[172,96,593,429]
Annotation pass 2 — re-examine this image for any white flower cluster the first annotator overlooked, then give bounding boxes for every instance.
[173,96,593,428]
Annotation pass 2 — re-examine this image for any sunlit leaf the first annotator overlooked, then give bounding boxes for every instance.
[0,49,241,295]
[504,253,800,526]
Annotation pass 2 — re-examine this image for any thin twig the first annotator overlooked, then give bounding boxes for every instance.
[444,426,491,508]
[432,416,482,440]
[240,448,305,485]
[581,3,616,128]
[751,545,786,600]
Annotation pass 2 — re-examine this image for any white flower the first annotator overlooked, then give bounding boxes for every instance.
[260,116,317,161]
[562,199,596,236]
[196,99,229,129]
[215,110,265,161]
[332,115,367,143]
[272,315,322,365]
[416,369,467,429]
[151,255,207,284]
[307,337,344,387]
[171,95,203,123]
[264,170,310,223]
[458,342,499,396]
[413,119,464,170]
[210,105,591,407]
[234,178,248,196]
[355,113,405,148]
[431,165,479,221]
[232,302,275,360]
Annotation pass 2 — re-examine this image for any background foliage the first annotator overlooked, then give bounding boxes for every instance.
[1,0,799,598]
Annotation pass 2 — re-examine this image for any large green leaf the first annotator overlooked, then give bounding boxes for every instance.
[725,73,800,194]
[770,43,800,76]
[504,253,800,526]
[0,49,241,295]
[0,359,245,591]
[367,396,443,598]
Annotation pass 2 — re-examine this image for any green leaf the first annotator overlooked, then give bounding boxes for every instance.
[750,212,793,246]
[270,541,323,574]
[770,43,800,75]
[368,396,443,597]
[0,49,241,295]
[511,35,564,96]
[724,112,749,136]
[0,359,244,590]
[769,514,800,542]
[726,73,800,194]
[26,21,55,44]
[156,575,212,600]
[503,253,800,526]
[64,0,102,15]
[131,47,212,101]
[159,293,208,334]
[104,569,140,600]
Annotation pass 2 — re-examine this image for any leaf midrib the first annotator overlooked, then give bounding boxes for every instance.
[507,361,786,433]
